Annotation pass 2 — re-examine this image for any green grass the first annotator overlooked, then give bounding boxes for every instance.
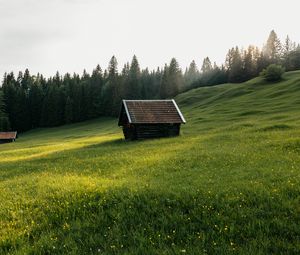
[1,71,300,254]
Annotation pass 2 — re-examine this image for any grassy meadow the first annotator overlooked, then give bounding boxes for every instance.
[1,71,300,254]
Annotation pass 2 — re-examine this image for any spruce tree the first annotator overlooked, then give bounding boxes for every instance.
[227,47,244,82]
[21,69,31,90]
[201,57,213,73]
[126,55,141,99]
[90,65,104,117]
[168,58,182,95]
[102,56,120,116]
[64,96,73,124]
[159,64,169,99]
[2,73,17,129]
[159,59,182,98]
[184,60,199,88]
[0,90,10,131]
[264,30,282,64]
[14,87,31,131]
[29,78,43,128]
[243,46,256,80]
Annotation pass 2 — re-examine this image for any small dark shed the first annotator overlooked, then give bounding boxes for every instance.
[118,100,186,140]
[0,131,17,143]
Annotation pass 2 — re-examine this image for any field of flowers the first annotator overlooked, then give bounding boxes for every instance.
[0,71,300,254]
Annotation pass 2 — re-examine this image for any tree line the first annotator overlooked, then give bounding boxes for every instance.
[0,56,198,132]
[192,30,300,87]
[0,30,299,132]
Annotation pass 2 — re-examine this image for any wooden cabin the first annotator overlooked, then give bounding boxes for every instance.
[0,131,17,143]
[118,100,186,140]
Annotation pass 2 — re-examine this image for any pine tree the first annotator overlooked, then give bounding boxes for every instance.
[90,64,104,117]
[227,47,244,82]
[2,73,16,129]
[159,64,169,99]
[120,63,129,100]
[125,55,141,99]
[253,46,262,75]
[201,57,213,73]
[102,56,120,116]
[263,30,282,64]
[29,78,43,128]
[283,35,292,55]
[184,60,199,88]
[0,90,10,131]
[72,80,83,122]
[243,46,256,80]
[168,58,182,95]
[21,69,31,90]
[282,35,298,71]
[40,83,64,127]
[14,87,31,131]
[140,68,151,99]
[64,96,73,124]
[159,58,182,98]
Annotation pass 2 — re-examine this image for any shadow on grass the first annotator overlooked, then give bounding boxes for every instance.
[258,124,292,132]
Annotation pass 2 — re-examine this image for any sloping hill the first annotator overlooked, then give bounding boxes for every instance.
[177,70,300,131]
[1,72,300,254]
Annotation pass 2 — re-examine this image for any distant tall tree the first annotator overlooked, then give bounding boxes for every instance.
[253,46,262,75]
[168,58,183,94]
[120,63,130,99]
[40,83,64,127]
[2,72,30,131]
[194,63,227,88]
[283,35,293,55]
[243,45,256,80]
[141,67,162,99]
[263,30,282,64]
[159,64,169,99]
[0,91,4,117]
[72,80,83,122]
[21,69,31,90]
[29,77,43,128]
[282,35,298,71]
[160,58,183,98]
[102,56,120,116]
[226,47,244,82]
[184,60,199,88]
[14,87,31,131]
[64,96,73,124]
[89,64,104,117]
[201,57,213,73]
[0,90,10,131]
[2,73,17,129]
[140,68,151,99]
[257,51,268,74]
[125,55,141,99]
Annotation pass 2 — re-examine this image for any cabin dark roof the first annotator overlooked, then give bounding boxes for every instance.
[0,132,17,140]
[118,100,186,125]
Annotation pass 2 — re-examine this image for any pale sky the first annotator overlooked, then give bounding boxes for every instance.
[0,0,299,78]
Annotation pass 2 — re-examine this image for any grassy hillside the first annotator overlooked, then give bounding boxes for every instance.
[1,71,300,254]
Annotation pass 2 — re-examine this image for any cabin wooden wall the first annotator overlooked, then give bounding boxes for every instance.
[0,139,15,144]
[123,124,180,140]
